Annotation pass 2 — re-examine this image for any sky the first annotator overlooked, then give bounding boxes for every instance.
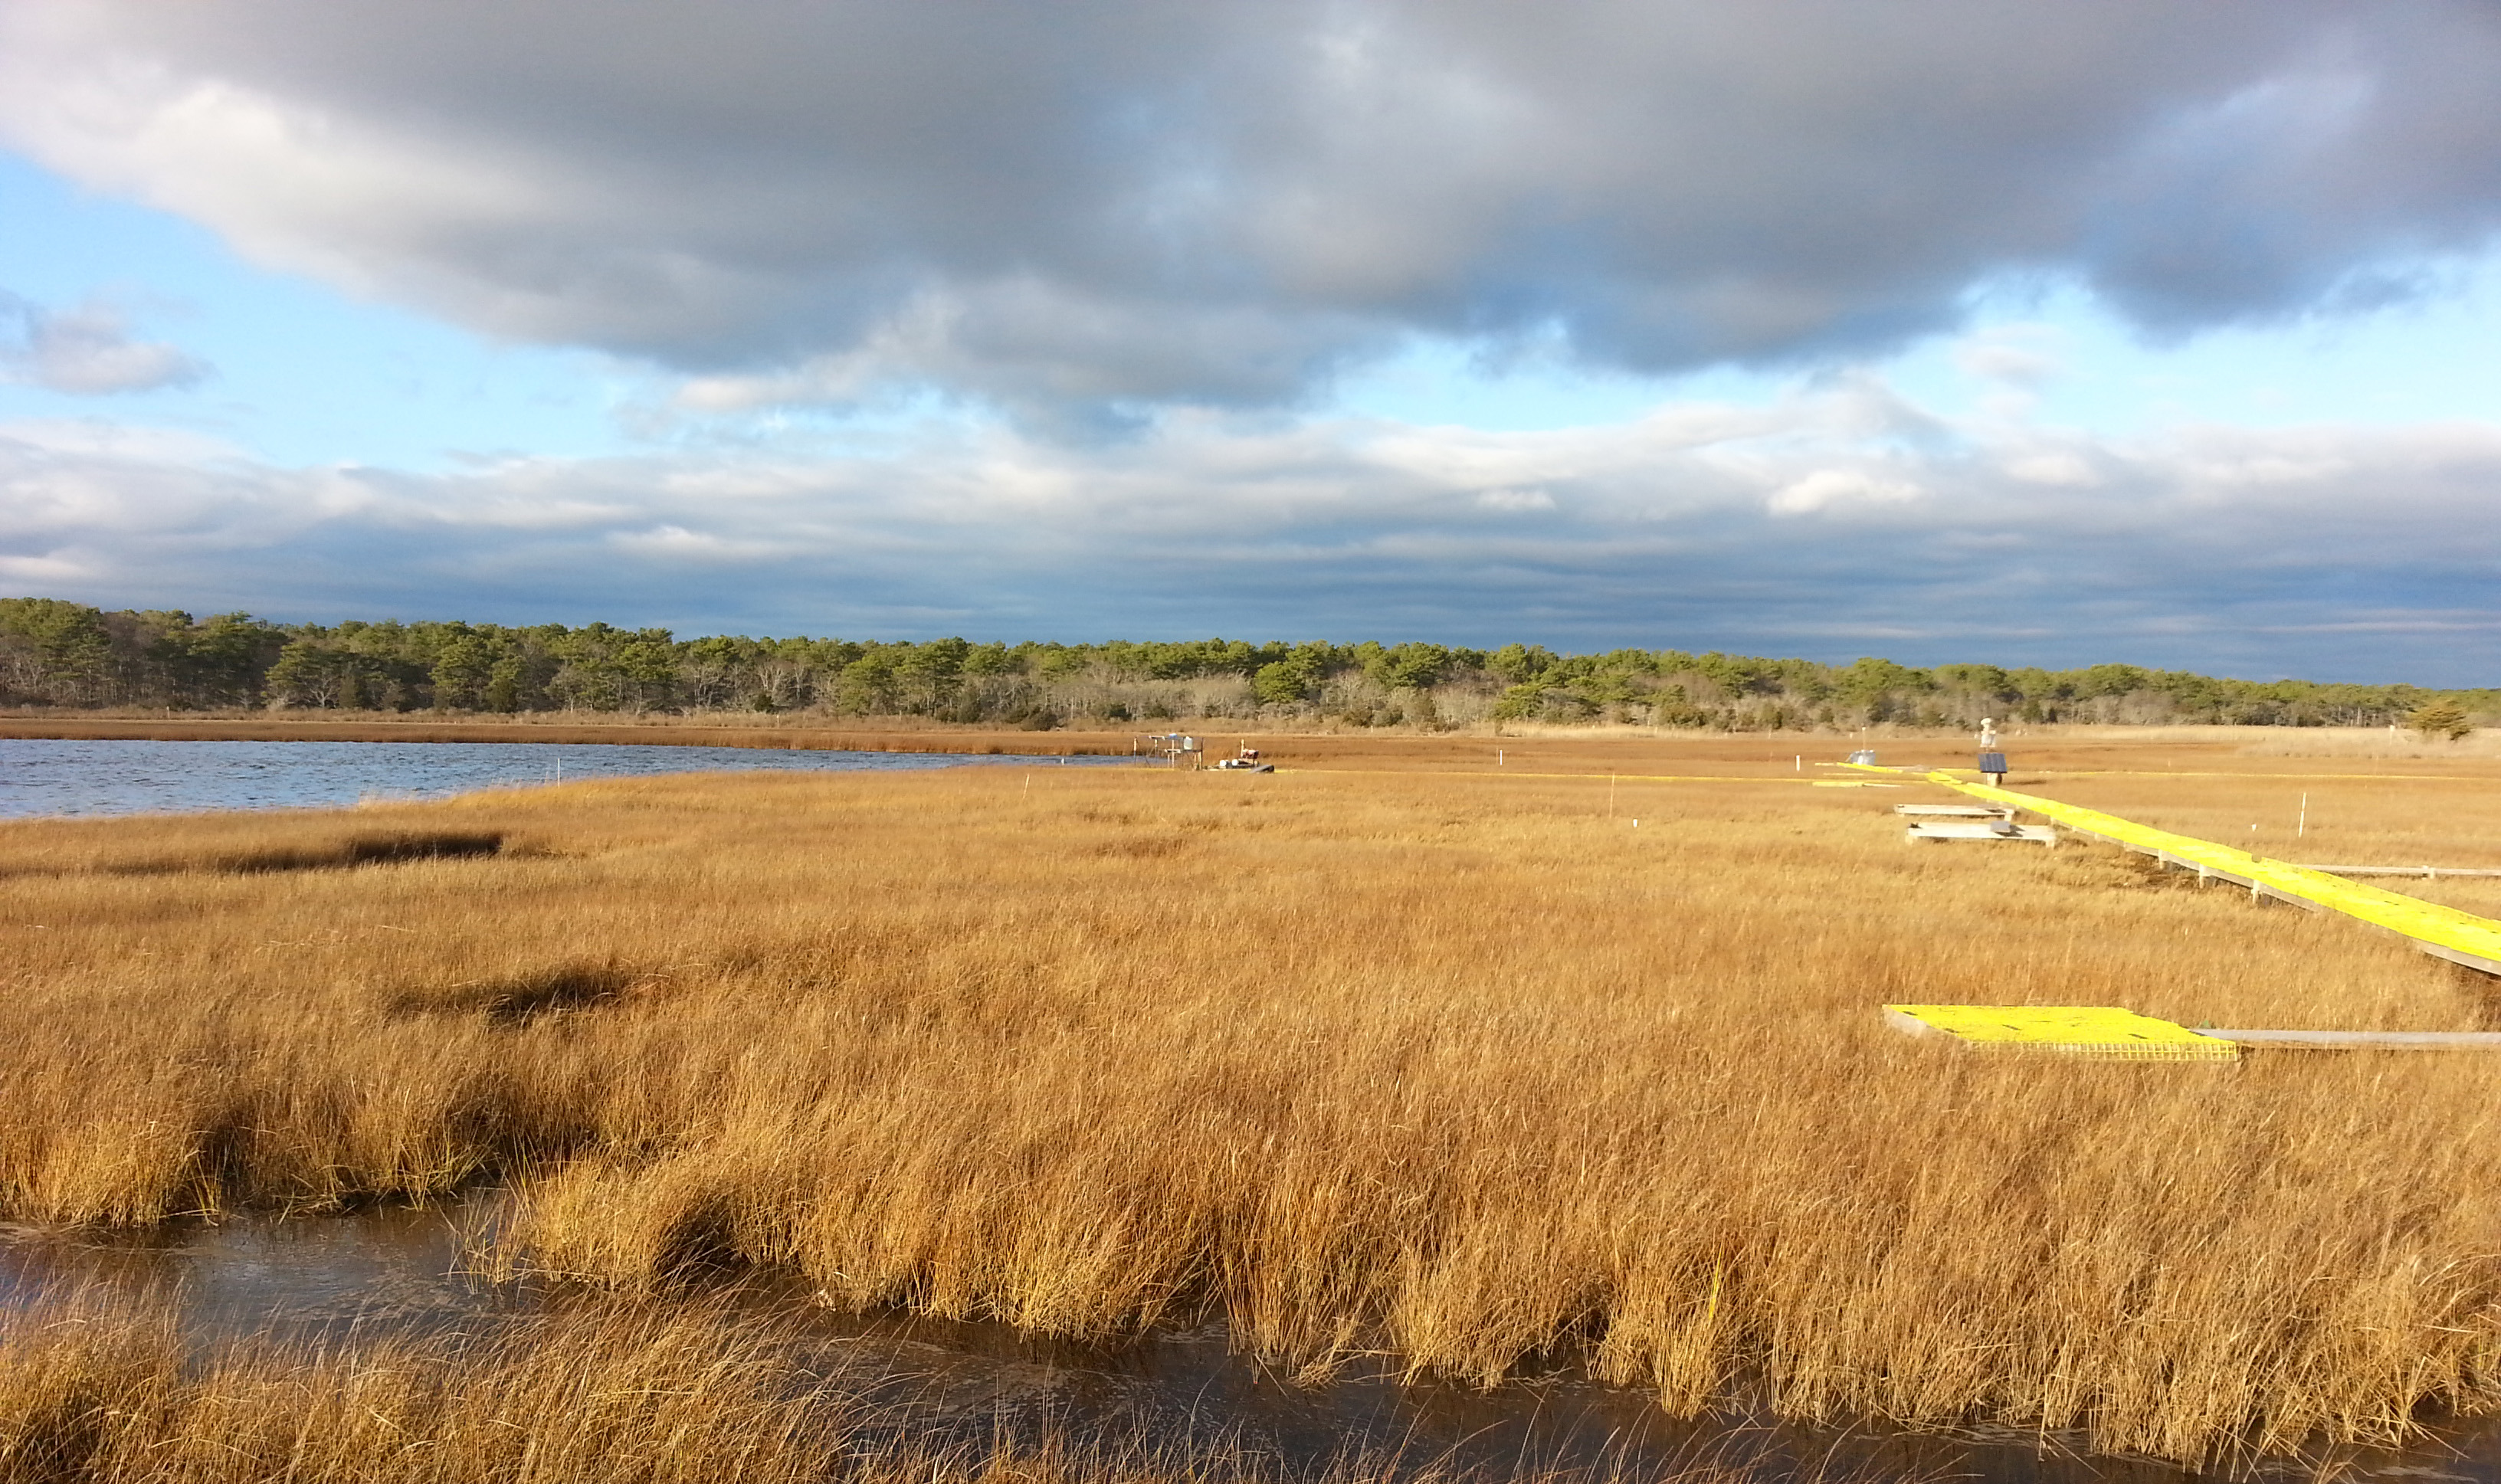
[2,3,2499,682]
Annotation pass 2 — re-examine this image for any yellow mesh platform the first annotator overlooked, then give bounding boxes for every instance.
[1929,773,2501,971]
[1885,1004,2240,1061]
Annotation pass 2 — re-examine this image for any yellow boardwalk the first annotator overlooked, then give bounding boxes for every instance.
[1907,769,2501,975]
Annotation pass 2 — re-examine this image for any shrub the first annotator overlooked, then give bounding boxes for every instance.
[2406,700,2475,741]
[1251,660,1313,706]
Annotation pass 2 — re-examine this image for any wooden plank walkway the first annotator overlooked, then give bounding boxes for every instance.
[1904,820,2057,844]
[2204,1027,2501,1050]
[2295,865,2501,880]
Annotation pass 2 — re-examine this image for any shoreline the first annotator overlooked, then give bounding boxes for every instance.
[0,713,1129,756]
[5,713,2496,777]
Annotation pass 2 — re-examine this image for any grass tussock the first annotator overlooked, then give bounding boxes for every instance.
[9,752,2501,1461]
[0,824,512,881]
[382,958,651,1024]
[209,830,508,873]
[0,1290,836,1482]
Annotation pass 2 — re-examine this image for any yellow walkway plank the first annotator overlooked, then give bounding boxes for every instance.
[1884,1005,2501,1055]
[1922,772,2501,975]
[1884,1004,2240,1060]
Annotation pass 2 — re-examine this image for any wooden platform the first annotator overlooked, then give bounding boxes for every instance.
[1893,804,2014,819]
[1905,821,2056,845]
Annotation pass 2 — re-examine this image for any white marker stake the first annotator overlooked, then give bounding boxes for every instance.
[2299,793,2307,838]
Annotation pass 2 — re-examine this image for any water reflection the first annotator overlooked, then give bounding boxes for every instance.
[0,738,1123,819]
[3,1205,2490,1484]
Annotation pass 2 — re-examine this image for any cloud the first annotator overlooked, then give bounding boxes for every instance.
[1953,329,2064,388]
[1766,470,1925,516]
[4,3,2501,418]
[5,389,2499,683]
[2003,452,2100,487]
[1475,489,1556,513]
[0,291,210,394]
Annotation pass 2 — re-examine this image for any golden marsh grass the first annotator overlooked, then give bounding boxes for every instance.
[5,741,2501,1463]
[0,1289,838,1482]
[5,1286,1686,1484]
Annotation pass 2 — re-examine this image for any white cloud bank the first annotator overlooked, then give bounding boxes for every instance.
[5,386,2496,682]
[0,293,209,395]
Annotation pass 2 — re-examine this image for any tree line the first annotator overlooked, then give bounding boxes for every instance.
[1,597,2489,733]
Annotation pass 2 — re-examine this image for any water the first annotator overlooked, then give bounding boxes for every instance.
[0,738,1123,819]
[2,1205,2491,1484]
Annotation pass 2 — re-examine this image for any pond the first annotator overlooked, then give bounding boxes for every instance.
[0,737,1124,819]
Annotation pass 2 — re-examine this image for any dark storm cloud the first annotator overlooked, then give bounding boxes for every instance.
[8,2,2501,414]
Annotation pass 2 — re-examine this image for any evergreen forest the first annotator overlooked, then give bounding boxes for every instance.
[2,597,2488,732]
